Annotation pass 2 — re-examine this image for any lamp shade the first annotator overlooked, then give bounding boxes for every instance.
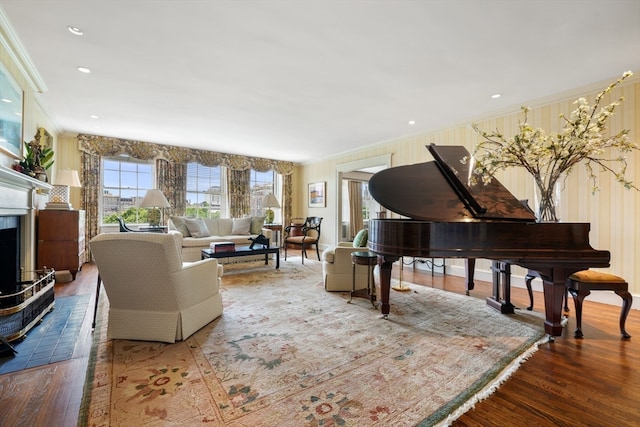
[263,193,280,209]
[141,189,170,208]
[54,169,82,187]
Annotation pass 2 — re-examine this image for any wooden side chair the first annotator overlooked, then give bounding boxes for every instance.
[116,216,144,232]
[284,216,322,264]
[566,270,632,339]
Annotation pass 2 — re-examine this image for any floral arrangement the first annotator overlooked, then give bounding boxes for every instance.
[465,71,638,221]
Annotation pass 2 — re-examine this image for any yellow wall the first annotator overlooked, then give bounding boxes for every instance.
[297,77,640,301]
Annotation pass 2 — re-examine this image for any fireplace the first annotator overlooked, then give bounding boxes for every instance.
[0,166,55,346]
[0,216,20,306]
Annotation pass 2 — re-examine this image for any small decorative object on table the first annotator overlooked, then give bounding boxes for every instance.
[249,234,269,249]
[210,241,235,252]
[466,71,638,222]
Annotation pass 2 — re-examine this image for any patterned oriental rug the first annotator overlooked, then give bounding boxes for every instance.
[79,258,547,426]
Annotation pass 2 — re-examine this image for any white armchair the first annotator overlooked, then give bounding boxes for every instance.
[89,232,223,343]
[322,242,374,292]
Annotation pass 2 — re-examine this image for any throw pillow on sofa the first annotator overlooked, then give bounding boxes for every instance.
[184,218,211,238]
[250,216,265,234]
[170,216,191,237]
[231,217,252,235]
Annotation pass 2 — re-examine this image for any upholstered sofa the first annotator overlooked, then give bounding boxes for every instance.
[168,216,273,262]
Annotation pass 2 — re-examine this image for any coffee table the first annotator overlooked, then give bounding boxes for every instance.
[201,245,280,269]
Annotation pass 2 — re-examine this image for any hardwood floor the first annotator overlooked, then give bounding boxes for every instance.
[0,255,637,426]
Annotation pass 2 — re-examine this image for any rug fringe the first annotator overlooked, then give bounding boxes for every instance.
[435,334,551,426]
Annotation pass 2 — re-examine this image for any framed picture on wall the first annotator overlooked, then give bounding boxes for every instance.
[308,182,325,207]
[0,61,24,159]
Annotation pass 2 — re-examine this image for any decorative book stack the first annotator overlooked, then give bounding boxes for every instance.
[210,241,235,252]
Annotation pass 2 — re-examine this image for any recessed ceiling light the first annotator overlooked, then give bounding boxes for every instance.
[408,120,416,125]
[491,93,502,99]
[90,115,99,119]
[1,98,11,103]
[77,66,91,74]
[67,26,84,36]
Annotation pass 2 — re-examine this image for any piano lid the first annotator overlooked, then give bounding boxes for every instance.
[368,144,536,222]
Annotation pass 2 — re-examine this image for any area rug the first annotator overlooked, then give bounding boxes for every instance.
[0,294,91,374]
[79,258,546,426]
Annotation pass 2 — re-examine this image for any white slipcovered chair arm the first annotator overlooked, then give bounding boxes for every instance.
[168,229,184,245]
[323,243,362,265]
[173,258,222,307]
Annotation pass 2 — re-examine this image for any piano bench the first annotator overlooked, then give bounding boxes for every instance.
[566,270,632,339]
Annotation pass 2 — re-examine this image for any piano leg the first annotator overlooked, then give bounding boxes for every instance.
[377,256,399,319]
[464,258,475,295]
[541,269,573,338]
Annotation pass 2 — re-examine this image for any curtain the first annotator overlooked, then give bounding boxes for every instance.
[156,159,186,220]
[80,151,100,262]
[228,169,251,218]
[348,180,363,240]
[282,173,292,228]
[76,134,295,244]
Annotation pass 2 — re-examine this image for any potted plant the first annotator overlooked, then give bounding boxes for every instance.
[15,132,54,181]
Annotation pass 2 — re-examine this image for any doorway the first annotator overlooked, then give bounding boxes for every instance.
[335,154,391,243]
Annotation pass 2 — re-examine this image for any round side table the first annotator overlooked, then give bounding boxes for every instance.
[349,251,378,307]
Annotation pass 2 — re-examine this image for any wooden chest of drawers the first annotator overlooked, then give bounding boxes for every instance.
[37,210,85,279]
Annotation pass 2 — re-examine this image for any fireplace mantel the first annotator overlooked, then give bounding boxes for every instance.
[0,166,51,215]
[0,166,52,191]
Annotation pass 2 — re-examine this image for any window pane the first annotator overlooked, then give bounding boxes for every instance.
[186,163,222,218]
[249,169,275,218]
[101,158,154,225]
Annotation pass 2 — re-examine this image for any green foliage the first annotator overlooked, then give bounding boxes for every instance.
[40,147,54,170]
[103,207,149,224]
[20,143,54,174]
[185,206,220,219]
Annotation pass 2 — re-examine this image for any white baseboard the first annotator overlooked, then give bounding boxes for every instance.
[447,264,639,311]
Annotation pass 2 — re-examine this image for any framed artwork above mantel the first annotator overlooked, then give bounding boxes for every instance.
[308,181,325,208]
[0,61,24,160]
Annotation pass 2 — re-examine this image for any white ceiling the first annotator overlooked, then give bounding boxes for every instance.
[1,1,638,164]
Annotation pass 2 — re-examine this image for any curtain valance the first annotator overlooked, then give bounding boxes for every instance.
[77,134,295,174]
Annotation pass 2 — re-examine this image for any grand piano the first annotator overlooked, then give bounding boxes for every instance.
[367,144,610,337]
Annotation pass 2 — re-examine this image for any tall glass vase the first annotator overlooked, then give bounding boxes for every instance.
[533,173,561,222]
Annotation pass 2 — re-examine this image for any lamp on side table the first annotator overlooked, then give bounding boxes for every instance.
[141,189,170,227]
[47,169,82,210]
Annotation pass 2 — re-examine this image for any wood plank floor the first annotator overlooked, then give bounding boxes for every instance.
[0,254,637,426]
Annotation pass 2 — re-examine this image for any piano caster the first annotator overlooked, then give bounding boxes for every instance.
[548,335,555,343]
[382,314,388,320]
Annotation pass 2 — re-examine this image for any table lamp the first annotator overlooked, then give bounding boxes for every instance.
[263,193,280,224]
[141,189,170,227]
[48,169,82,209]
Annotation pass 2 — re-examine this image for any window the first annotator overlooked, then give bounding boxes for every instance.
[186,165,278,219]
[249,169,276,218]
[186,163,224,218]
[102,158,153,224]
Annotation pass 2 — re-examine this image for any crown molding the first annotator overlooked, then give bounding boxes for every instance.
[0,7,47,93]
